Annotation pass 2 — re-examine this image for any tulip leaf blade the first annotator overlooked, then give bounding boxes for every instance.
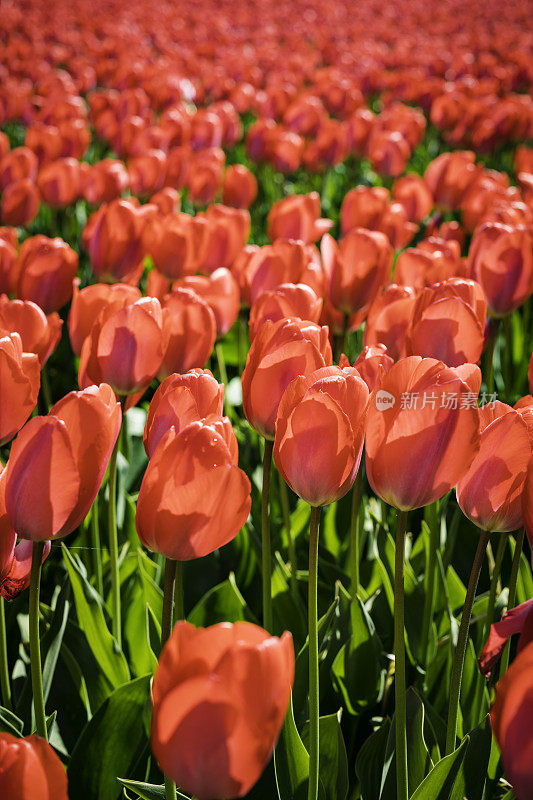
[187,572,253,626]
[63,544,130,689]
[409,736,469,800]
[449,715,492,800]
[0,705,24,737]
[67,675,151,800]
[355,718,391,800]
[117,778,191,799]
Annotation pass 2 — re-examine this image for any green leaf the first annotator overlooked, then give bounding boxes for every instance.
[272,556,307,651]
[275,696,313,800]
[331,594,385,715]
[68,676,151,800]
[117,778,190,799]
[380,689,433,799]
[188,573,252,626]
[409,737,469,800]
[301,712,349,800]
[0,705,24,736]
[124,551,163,676]
[63,545,130,690]
[355,719,391,800]
[450,716,492,800]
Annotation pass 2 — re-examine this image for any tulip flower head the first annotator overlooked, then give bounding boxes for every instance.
[151,621,294,800]
[0,733,69,800]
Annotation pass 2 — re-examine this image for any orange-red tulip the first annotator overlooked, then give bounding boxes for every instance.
[424,151,481,210]
[406,278,487,366]
[1,179,41,227]
[223,164,258,209]
[0,147,38,189]
[365,356,480,510]
[143,213,198,280]
[0,237,19,296]
[351,344,395,391]
[144,369,224,458]
[173,268,240,337]
[149,187,180,216]
[322,228,392,317]
[491,641,533,800]
[0,296,62,366]
[81,158,129,205]
[392,174,434,223]
[274,366,369,505]
[0,733,68,800]
[17,235,78,314]
[194,205,250,274]
[36,157,81,208]
[340,186,389,236]
[82,198,154,284]
[456,402,531,532]
[79,297,168,395]
[367,129,411,178]
[151,621,294,800]
[159,288,217,379]
[240,240,322,305]
[248,283,323,341]
[479,598,533,678]
[242,317,332,440]
[128,149,166,197]
[468,223,533,316]
[4,384,121,541]
[0,333,40,445]
[363,284,418,361]
[267,192,333,244]
[68,280,141,357]
[136,419,250,559]
[394,238,464,289]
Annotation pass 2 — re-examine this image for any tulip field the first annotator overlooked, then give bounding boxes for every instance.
[2,0,533,798]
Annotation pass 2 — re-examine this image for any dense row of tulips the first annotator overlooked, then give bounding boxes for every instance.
[1,0,533,799]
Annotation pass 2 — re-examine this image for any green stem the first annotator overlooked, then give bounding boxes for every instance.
[174,562,184,622]
[279,473,298,595]
[485,320,500,395]
[0,597,12,710]
[161,558,177,800]
[29,541,47,740]
[445,530,490,754]
[420,502,439,667]
[350,469,363,597]
[500,529,525,678]
[502,316,512,401]
[91,494,103,597]
[108,427,121,648]
[261,439,274,632]
[40,363,52,412]
[215,342,231,417]
[473,534,506,722]
[334,314,349,363]
[308,506,321,800]
[394,509,408,800]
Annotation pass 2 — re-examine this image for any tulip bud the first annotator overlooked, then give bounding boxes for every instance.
[223,164,258,209]
[267,192,333,244]
[68,280,141,357]
[17,235,78,313]
[249,283,323,341]
[0,296,62,366]
[1,179,40,227]
[173,268,240,338]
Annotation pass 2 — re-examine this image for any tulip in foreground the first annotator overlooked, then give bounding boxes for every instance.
[0,733,68,800]
[151,621,294,800]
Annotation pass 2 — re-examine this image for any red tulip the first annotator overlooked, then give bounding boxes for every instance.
[322,228,392,317]
[81,158,129,205]
[79,297,168,395]
[351,344,395,391]
[144,369,224,458]
[149,187,180,216]
[0,333,40,445]
[456,402,531,532]
[151,620,294,800]
[17,235,77,314]
[223,164,258,209]
[392,174,434,223]
[365,356,481,510]
[4,384,121,541]
[249,283,323,341]
[143,213,198,280]
[395,238,464,289]
[68,280,141,357]
[37,157,81,208]
[491,641,533,800]
[173,268,240,338]
[367,129,411,178]
[267,192,333,244]
[128,149,166,197]
[159,288,217,379]
[0,147,38,189]
[529,352,533,394]
[136,418,250,560]
[240,240,321,305]
[0,296,61,367]
[363,284,418,361]
[242,317,332,440]
[468,223,533,316]
[274,366,369,506]
[479,598,533,677]
[0,733,68,800]
[1,179,40,227]
[406,278,487,367]
[82,198,154,284]
[340,186,389,236]
[194,205,250,274]
[424,151,481,210]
